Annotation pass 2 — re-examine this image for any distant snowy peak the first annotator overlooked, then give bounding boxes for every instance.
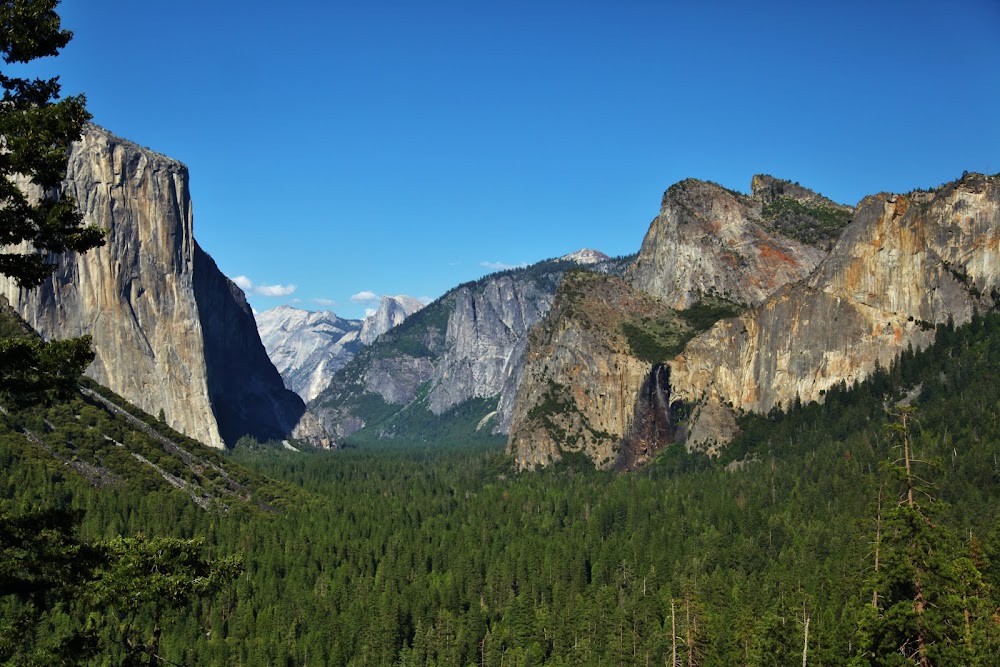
[560,248,611,265]
[360,295,426,344]
[256,306,363,401]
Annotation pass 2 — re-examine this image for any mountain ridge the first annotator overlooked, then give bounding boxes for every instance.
[507,172,999,467]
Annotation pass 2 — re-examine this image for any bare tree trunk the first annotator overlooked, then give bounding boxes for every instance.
[671,601,677,667]
[873,485,883,608]
[686,597,693,667]
[802,615,809,667]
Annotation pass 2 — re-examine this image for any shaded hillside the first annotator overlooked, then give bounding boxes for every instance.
[0,297,301,511]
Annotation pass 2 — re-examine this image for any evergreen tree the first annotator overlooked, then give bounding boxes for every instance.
[91,535,243,665]
[0,0,103,401]
[852,407,998,666]
[0,0,104,287]
[0,507,101,665]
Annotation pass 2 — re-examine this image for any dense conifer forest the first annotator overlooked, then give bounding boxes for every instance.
[3,313,999,665]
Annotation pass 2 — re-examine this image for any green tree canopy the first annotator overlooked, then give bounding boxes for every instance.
[0,0,104,288]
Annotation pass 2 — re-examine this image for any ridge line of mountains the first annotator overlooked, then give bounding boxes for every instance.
[3,125,997,470]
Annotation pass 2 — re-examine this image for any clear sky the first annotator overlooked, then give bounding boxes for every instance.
[23,0,1000,320]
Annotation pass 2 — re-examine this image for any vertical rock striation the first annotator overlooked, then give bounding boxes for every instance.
[508,177,845,468]
[507,271,685,469]
[670,173,1000,450]
[0,125,324,448]
[311,253,629,443]
[427,274,557,430]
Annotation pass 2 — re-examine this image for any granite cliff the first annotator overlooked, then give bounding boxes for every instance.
[628,178,834,308]
[507,271,690,469]
[256,306,363,402]
[509,173,999,468]
[311,252,629,444]
[359,295,426,344]
[671,173,1000,450]
[0,125,324,448]
[508,176,851,468]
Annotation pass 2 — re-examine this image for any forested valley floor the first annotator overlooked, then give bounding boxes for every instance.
[3,313,1000,666]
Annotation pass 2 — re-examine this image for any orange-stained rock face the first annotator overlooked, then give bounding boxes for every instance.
[509,175,851,467]
[507,271,682,470]
[509,173,1000,466]
[628,178,829,310]
[670,173,1000,450]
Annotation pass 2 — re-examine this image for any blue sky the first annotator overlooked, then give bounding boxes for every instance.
[26,0,1000,319]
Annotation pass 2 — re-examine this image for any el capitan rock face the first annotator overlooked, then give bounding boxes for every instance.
[0,125,325,448]
[670,173,1000,450]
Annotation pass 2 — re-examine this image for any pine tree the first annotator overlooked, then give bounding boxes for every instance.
[0,0,104,287]
[852,407,998,666]
[0,0,104,402]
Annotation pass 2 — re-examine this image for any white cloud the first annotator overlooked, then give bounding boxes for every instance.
[229,274,296,297]
[351,290,379,304]
[364,308,377,318]
[256,283,297,297]
[481,260,528,271]
[418,296,433,305]
[313,298,337,307]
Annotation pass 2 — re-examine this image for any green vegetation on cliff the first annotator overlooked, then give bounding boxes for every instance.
[761,196,853,248]
[622,295,743,364]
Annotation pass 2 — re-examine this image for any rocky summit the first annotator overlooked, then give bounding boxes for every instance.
[0,125,326,449]
[508,173,1000,467]
[671,173,1000,451]
[628,177,833,309]
[256,306,363,402]
[359,295,426,344]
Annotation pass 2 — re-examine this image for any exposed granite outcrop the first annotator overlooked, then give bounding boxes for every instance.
[311,253,630,443]
[256,305,363,401]
[427,274,557,431]
[507,271,685,470]
[628,178,829,309]
[0,125,324,448]
[359,295,425,344]
[670,173,999,450]
[508,177,844,468]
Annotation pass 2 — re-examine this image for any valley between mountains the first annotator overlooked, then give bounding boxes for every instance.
[4,122,1000,666]
[4,125,997,466]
